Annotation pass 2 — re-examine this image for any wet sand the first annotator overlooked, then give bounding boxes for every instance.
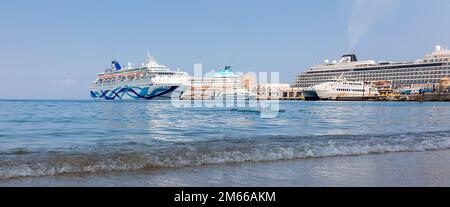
[1,150,450,187]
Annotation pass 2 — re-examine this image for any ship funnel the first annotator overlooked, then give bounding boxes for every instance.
[340,54,358,63]
[111,60,122,71]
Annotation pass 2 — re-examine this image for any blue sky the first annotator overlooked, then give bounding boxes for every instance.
[1,0,450,99]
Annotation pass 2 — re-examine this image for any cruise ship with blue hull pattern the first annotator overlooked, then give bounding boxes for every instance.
[90,53,190,100]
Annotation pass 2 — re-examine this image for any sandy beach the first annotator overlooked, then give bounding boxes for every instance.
[2,150,450,187]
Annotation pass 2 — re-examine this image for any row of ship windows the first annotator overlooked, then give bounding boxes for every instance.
[97,78,176,84]
[337,89,366,92]
[294,77,441,87]
[298,76,448,82]
[423,58,449,63]
[191,83,241,86]
[345,83,362,86]
[297,70,450,79]
[300,72,450,80]
[297,76,444,83]
[302,67,450,77]
[295,81,437,87]
[349,70,450,76]
[97,74,178,82]
[191,81,241,84]
[393,80,438,84]
[299,76,449,82]
[192,84,241,87]
[98,72,176,79]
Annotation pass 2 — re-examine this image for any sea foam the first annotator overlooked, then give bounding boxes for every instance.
[1,131,450,179]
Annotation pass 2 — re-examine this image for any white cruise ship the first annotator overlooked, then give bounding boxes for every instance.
[90,53,190,100]
[302,75,379,100]
[183,66,256,100]
[294,46,450,88]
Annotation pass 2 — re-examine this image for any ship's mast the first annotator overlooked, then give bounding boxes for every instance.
[146,50,165,68]
[146,50,155,67]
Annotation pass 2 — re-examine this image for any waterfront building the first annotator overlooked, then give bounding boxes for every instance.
[439,76,450,91]
[257,84,296,99]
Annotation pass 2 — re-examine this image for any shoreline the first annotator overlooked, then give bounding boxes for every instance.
[2,150,450,187]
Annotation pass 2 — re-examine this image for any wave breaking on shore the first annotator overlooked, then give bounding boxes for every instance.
[1,131,450,180]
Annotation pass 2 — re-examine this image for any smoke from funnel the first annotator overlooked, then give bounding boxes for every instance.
[347,0,400,51]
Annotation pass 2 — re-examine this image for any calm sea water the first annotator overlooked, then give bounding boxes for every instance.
[1,100,450,180]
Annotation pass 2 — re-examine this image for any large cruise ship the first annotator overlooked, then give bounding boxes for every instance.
[182,66,256,100]
[294,46,450,88]
[90,53,190,100]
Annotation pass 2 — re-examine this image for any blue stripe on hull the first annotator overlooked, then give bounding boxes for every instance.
[90,86,180,100]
